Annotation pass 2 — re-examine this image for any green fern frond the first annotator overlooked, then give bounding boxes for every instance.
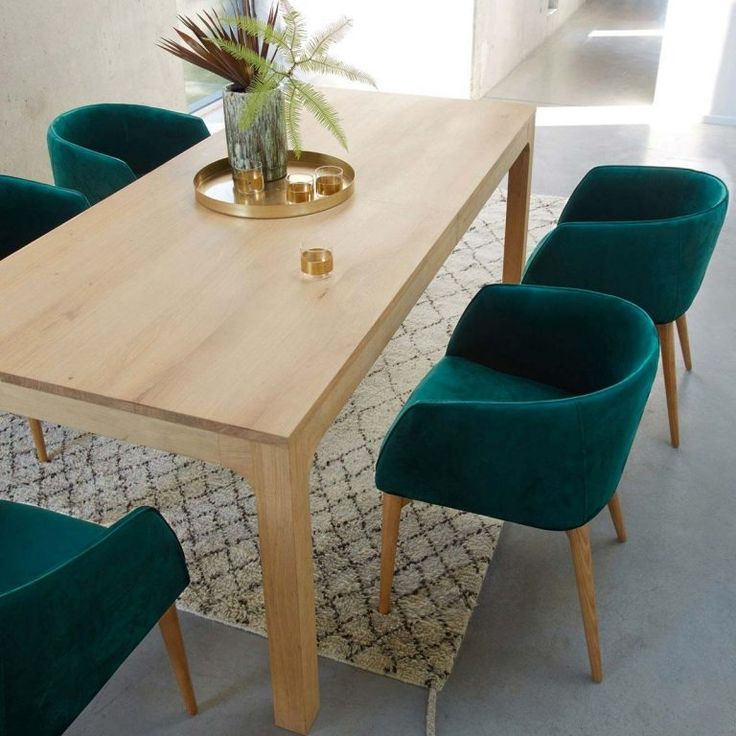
[281,3,307,57]
[283,84,303,157]
[224,15,291,51]
[304,17,352,59]
[238,74,279,130]
[291,80,348,151]
[302,56,377,88]
[213,38,278,76]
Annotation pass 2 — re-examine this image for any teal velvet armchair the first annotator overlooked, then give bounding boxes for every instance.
[376,284,659,682]
[0,174,90,462]
[522,165,729,446]
[47,103,210,205]
[0,501,197,736]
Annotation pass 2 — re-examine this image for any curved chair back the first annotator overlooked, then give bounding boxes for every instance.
[376,285,659,530]
[0,502,189,736]
[0,175,89,260]
[523,166,729,324]
[47,103,210,205]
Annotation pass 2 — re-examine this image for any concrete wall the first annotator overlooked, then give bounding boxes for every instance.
[289,0,476,99]
[1,0,592,183]
[1,0,187,183]
[708,4,736,124]
[265,0,586,101]
[471,0,587,98]
[654,0,736,125]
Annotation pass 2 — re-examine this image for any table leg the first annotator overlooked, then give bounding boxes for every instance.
[502,141,533,284]
[249,441,319,734]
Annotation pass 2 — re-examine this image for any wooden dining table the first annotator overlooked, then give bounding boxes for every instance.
[0,88,534,734]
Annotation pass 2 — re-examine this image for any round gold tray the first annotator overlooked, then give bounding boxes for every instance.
[193,151,354,219]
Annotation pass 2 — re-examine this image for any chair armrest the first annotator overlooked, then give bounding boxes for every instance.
[376,397,588,530]
[47,128,136,205]
[0,176,89,257]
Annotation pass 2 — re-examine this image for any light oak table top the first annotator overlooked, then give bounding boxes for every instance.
[0,89,534,445]
[0,88,535,735]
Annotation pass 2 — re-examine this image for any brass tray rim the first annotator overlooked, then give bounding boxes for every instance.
[193,150,355,219]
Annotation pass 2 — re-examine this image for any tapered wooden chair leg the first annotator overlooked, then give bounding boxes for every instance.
[27,418,49,463]
[657,322,680,448]
[675,313,692,371]
[607,492,627,543]
[379,493,404,615]
[566,526,603,683]
[159,605,198,716]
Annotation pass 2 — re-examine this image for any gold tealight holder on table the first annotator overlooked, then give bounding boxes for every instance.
[287,174,314,204]
[315,165,343,196]
[300,243,333,279]
[233,160,265,198]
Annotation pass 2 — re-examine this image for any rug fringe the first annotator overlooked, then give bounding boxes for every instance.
[426,686,438,736]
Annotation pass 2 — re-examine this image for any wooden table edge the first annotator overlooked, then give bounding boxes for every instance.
[0,373,287,449]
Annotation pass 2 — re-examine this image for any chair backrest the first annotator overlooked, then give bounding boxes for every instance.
[47,103,210,204]
[523,166,729,323]
[447,283,658,397]
[559,165,727,223]
[0,175,89,260]
[0,504,188,736]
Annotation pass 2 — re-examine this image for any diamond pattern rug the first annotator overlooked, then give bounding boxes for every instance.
[0,191,564,693]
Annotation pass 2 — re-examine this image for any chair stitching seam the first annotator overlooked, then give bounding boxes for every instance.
[575,403,588,524]
[676,216,683,317]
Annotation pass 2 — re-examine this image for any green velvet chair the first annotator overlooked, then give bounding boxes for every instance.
[522,165,729,447]
[0,501,197,735]
[376,284,659,682]
[0,174,90,462]
[47,103,210,205]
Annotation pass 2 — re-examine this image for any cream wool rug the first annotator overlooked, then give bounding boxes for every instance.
[0,191,564,705]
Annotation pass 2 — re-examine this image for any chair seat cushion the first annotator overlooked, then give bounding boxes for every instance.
[408,356,572,406]
[0,501,106,594]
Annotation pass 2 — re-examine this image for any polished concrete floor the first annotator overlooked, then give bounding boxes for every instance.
[490,0,667,107]
[69,1,736,734]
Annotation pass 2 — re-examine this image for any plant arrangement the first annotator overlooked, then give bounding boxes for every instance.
[159,1,376,156]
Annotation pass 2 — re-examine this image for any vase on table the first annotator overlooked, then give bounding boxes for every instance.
[223,83,288,185]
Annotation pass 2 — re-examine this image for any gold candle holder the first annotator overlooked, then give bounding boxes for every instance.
[233,164,264,197]
[287,174,314,204]
[315,165,343,196]
[300,246,333,279]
